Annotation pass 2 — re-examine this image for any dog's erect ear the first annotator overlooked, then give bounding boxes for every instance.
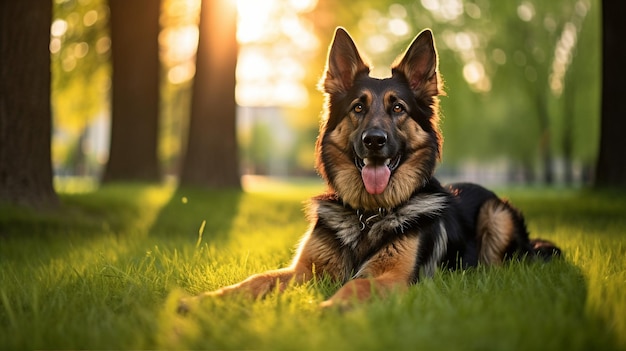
[321,27,370,94]
[392,29,441,97]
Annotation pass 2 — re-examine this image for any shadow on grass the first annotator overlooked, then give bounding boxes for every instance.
[0,182,172,238]
[0,182,245,349]
[149,185,243,247]
[0,182,179,274]
[0,182,243,248]
[422,259,620,351]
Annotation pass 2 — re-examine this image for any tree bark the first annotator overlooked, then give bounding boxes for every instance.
[103,0,161,182]
[595,0,626,187]
[179,0,240,188]
[0,1,59,208]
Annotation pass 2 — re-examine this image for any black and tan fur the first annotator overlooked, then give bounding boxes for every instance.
[181,27,560,310]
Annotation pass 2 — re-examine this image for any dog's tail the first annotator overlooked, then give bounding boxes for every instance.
[530,238,562,261]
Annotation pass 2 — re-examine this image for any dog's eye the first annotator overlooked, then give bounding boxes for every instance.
[353,103,364,114]
[392,103,405,114]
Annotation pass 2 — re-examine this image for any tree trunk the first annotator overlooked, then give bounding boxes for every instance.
[0,1,59,208]
[595,0,626,187]
[179,0,240,188]
[103,0,161,182]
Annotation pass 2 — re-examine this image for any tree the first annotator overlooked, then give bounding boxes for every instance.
[0,1,59,208]
[103,0,161,182]
[594,0,626,187]
[179,0,240,188]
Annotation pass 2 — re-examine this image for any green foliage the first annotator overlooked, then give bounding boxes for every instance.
[0,181,625,350]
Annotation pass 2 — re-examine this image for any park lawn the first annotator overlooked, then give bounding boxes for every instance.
[0,179,625,350]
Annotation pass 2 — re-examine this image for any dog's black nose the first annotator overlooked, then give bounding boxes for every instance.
[362,129,387,150]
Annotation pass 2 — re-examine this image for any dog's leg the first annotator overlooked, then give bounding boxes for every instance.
[319,275,410,310]
[178,266,311,314]
[199,267,309,299]
[178,229,338,313]
[476,198,517,264]
[320,236,418,309]
[476,197,562,264]
[476,197,540,264]
[178,268,302,313]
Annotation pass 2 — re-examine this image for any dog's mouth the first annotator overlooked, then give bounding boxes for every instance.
[355,154,401,195]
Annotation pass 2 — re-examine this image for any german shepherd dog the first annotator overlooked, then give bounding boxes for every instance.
[181,28,560,310]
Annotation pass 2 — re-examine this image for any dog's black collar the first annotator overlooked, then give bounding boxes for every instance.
[356,207,388,231]
[322,192,394,231]
[326,194,392,231]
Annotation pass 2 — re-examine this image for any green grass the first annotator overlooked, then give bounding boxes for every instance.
[0,179,625,350]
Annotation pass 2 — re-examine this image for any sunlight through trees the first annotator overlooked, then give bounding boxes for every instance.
[1,0,609,204]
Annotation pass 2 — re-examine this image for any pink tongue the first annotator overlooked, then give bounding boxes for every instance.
[361,164,391,194]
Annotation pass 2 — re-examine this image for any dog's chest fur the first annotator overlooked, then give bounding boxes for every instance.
[309,192,450,281]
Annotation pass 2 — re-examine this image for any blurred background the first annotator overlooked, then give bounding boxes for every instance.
[50,0,600,187]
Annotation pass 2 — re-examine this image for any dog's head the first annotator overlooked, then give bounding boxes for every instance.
[315,27,444,210]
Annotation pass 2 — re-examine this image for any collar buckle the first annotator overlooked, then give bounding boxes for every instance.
[356,208,388,231]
